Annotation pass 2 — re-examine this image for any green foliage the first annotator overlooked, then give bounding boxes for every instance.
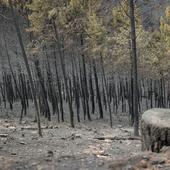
[27,0,103,55]
[111,1,145,73]
[110,1,170,78]
[5,0,170,79]
[69,0,83,14]
[27,0,53,35]
[85,11,107,56]
[0,0,29,10]
[55,0,101,34]
[112,1,141,31]
[112,1,130,30]
[156,6,170,77]
[160,7,170,52]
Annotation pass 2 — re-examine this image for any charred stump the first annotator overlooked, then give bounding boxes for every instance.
[141,109,170,152]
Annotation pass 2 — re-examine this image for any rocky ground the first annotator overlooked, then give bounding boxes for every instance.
[0,104,170,170]
[0,116,142,170]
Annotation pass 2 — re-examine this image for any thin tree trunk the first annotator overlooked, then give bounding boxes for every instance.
[92,59,103,119]
[34,59,51,121]
[9,0,42,137]
[129,0,139,136]
[100,55,112,127]
[53,22,74,127]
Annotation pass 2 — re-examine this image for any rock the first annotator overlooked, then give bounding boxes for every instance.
[8,126,16,130]
[47,150,53,157]
[142,155,150,161]
[86,128,92,131]
[42,125,48,129]
[48,125,53,129]
[19,141,26,145]
[45,158,52,162]
[151,158,165,165]
[31,162,37,166]
[53,126,58,129]
[70,134,75,140]
[157,164,164,168]
[138,160,148,168]
[118,125,122,128]
[32,137,38,140]
[75,134,82,139]
[68,134,82,140]
[5,124,10,128]
[22,120,27,124]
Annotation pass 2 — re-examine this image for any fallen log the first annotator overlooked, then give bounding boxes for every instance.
[0,134,8,138]
[141,108,170,152]
[94,136,141,141]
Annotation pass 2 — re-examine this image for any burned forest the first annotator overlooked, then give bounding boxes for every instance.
[0,0,170,170]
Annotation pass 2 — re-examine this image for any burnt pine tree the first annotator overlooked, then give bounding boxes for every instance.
[9,0,42,137]
[129,0,139,136]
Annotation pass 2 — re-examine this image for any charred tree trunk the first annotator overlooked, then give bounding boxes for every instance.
[53,22,74,127]
[34,59,51,121]
[9,0,42,137]
[100,55,112,127]
[92,59,103,119]
[129,0,139,136]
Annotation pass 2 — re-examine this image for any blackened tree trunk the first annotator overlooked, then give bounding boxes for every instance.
[53,22,74,127]
[89,63,95,115]
[80,34,91,121]
[93,59,103,119]
[9,0,42,137]
[53,46,64,122]
[129,0,139,136]
[100,55,112,127]
[34,59,51,121]
[4,36,26,123]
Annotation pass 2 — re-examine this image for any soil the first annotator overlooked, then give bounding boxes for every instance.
[0,104,142,170]
[1,105,170,170]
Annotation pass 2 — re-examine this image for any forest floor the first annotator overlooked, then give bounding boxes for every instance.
[0,105,170,170]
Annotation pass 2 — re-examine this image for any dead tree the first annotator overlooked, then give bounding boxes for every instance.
[129,0,139,136]
[9,0,42,137]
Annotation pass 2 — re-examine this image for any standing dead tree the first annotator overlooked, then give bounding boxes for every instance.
[9,0,42,137]
[129,0,139,136]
